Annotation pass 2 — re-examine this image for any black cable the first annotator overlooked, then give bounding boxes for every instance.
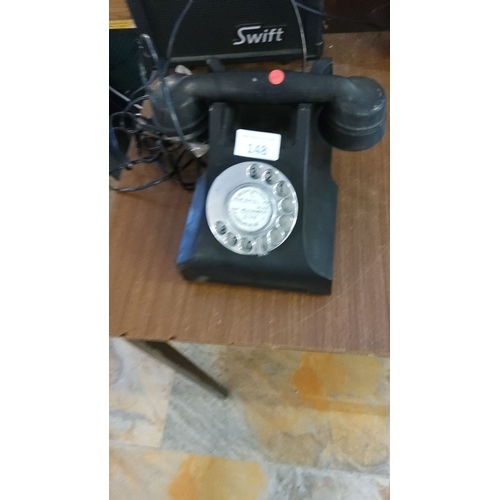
[109,119,203,192]
[158,0,199,159]
[127,74,157,102]
[110,173,172,192]
[289,0,307,72]
[110,94,150,135]
[109,86,142,112]
[138,33,160,86]
[110,0,206,194]
[110,146,199,192]
[123,94,148,114]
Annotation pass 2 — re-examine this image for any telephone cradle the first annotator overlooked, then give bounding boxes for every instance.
[149,58,387,295]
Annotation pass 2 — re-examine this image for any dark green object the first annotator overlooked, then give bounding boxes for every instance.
[109,30,143,97]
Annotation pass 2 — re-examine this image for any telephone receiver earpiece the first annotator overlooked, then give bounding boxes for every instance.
[317,76,386,151]
[148,60,386,151]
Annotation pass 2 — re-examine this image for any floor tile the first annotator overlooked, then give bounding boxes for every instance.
[110,444,268,500]
[162,365,264,462]
[224,347,389,410]
[267,463,390,500]
[110,340,389,496]
[221,345,303,406]
[110,444,388,500]
[162,343,389,475]
[109,338,175,447]
[235,398,388,474]
[224,346,389,473]
[291,352,389,409]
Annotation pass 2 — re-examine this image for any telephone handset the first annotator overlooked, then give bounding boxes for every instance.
[149,59,387,295]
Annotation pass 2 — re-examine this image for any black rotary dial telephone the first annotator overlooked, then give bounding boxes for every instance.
[148,58,386,295]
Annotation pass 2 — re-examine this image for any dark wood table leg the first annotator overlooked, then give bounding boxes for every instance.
[127,340,230,398]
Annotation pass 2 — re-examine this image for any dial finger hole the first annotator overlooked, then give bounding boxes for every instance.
[241,238,253,252]
[262,169,276,185]
[274,181,290,198]
[226,232,238,247]
[247,163,261,179]
[277,215,293,231]
[279,197,295,214]
[215,221,228,235]
[269,228,285,246]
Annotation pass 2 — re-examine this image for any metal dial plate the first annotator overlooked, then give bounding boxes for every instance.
[206,161,299,256]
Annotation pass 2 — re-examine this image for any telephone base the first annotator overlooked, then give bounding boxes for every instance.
[176,102,338,296]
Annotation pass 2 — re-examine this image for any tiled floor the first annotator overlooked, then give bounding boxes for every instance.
[110,339,390,499]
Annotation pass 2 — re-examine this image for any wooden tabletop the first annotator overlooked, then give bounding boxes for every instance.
[109,32,390,356]
[109,0,135,28]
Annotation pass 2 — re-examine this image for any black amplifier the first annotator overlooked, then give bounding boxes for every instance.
[126,0,324,66]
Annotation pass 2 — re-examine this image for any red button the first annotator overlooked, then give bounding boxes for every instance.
[268,69,285,85]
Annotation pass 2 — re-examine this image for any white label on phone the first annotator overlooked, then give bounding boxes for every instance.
[233,129,281,161]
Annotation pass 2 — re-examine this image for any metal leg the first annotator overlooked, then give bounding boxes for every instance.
[127,340,229,399]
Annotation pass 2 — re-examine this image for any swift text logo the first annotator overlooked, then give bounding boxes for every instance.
[233,25,285,46]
